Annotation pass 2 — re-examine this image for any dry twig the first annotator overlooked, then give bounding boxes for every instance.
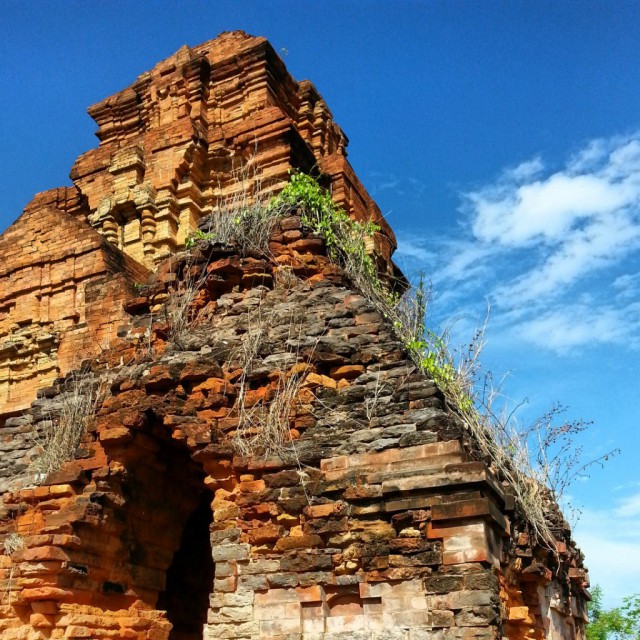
[30,371,105,481]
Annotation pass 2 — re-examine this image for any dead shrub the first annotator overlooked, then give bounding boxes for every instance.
[166,159,290,347]
[234,368,307,460]
[403,309,616,547]
[197,159,290,257]
[164,256,211,349]
[2,533,23,557]
[30,371,105,482]
[231,303,313,460]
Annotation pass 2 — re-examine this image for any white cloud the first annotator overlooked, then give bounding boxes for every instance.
[506,157,545,182]
[614,480,640,492]
[516,305,635,354]
[567,138,609,174]
[576,494,640,607]
[470,172,637,247]
[395,235,435,264]
[406,130,640,354]
[614,271,640,299]
[434,243,496,283]
[495,209,640,304]
[614,492,640,518]
[369,172,427,200]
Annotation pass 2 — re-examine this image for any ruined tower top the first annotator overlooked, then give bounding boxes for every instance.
[70,30,398,271]
[0,31,402,414]
[0,32,588,640]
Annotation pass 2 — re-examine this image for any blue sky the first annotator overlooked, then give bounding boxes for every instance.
[2,0,639,606]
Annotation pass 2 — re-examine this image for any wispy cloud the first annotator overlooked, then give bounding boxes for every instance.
[369,171,427,202]
[469,136,640,244]
[576,491,640,607]
[614,492,640,518]
[394,235,435,263]
[614,271,640,300]
[516,304,640,354]
[395,130,640,354]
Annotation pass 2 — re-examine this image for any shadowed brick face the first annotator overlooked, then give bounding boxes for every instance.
[0,31,588,640]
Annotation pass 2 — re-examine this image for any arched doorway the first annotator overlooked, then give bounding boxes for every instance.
[98,410,217,640]
[157,488,215,640]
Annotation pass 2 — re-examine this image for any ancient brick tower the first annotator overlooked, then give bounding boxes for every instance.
[0,31,588,640]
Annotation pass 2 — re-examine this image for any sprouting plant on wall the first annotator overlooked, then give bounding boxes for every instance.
[184,230,216,249]
[235,365,308,460]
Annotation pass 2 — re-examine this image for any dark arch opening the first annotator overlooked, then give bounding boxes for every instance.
[98,408,217,639]
[157,488,215,640]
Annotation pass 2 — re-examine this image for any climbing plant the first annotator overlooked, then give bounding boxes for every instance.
[273,172,381,292]
[272,171,614,549]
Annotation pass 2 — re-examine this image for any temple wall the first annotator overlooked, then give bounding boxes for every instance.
[0,215,588,640]
[0,190,148,416]
[0,31,588,640]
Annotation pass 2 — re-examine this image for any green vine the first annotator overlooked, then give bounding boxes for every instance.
[273,172,474,409]
[272,172,381,288]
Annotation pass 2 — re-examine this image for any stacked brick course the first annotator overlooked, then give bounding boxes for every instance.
[0,31,588,640]
[0,187,148,416]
